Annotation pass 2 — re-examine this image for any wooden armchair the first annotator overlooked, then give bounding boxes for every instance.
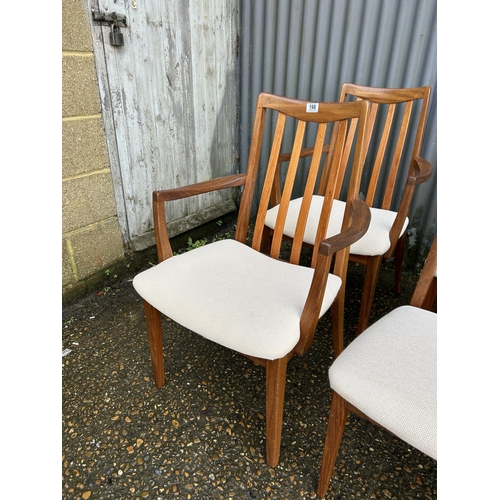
[264,84,433,336]
[133,92,371,467]
[317,236,437,498]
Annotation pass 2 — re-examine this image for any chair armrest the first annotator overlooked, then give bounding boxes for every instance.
[296,198,371,355]
[385,156,434,258]
[319,198,372,257]
[153,174,247,202]
[410,156,433,186]
[153,174,247,262]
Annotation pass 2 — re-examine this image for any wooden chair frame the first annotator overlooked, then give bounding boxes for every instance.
[137,92,372,467]
[316,236,437,498]
[266,84,433,337]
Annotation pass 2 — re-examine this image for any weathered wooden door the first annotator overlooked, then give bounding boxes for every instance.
[88,0,239,251]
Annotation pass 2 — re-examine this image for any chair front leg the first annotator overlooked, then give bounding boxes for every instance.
[317,391,348,499]
[265,356,288,467]
[143,300,165,388]
[356,255,383,335]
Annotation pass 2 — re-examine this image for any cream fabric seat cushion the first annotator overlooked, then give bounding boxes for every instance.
[133,239,341,360]
[329,305,437,459]
[265,195,408,256]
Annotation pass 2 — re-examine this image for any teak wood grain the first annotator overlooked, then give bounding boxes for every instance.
[265,84,433,336]
[139,92,371,468]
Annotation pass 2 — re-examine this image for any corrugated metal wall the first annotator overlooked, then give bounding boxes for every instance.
[237,0,437,267]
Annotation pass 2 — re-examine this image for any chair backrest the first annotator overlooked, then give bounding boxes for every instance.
[234,92,369,268]
[317,83,431,210]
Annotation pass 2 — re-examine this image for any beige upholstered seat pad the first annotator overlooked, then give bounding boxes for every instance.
[329,305,437,460]
[133,239,341,360]
[265,195,408,256]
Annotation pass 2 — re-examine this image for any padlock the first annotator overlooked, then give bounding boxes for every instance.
[110,23,124,46]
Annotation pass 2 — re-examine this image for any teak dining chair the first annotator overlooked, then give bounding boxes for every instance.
[133,92,371,467]
[317,236,437,498]
[264,84,433,336]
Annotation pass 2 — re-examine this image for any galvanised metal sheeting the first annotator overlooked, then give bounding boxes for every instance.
[238,0,437,267]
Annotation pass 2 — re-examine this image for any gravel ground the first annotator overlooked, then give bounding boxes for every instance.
[62,222,437,500]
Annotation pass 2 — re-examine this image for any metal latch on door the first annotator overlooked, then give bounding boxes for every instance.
[91,9,127,47]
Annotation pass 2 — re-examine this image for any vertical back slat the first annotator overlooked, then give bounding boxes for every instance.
[333,117,357,200]
[382,101,412,209]
[317,122,339,196]
[319,98,365,200]
[251,111,287,250]
[269,120,307,259]
[289,122,327,264]
[335,98,378,200]
[311,119,349,267]
[362,102,379,167]
[365,103,395,206]
[271,165,282,206]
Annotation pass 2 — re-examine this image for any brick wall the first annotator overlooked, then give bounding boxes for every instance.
[62,0,125,299]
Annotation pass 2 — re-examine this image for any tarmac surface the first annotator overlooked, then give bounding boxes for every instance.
[62,220,437,500]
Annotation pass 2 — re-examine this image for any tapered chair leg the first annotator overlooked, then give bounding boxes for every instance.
[317,392,348,499]
[265,357,288,467]
[356,256,383,335]
[143,300,165,388]
[393,234,406,295]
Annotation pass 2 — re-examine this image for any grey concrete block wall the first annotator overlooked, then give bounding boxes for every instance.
[62,0,125,296]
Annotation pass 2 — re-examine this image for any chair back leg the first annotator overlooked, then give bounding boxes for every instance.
[317,391,349,498]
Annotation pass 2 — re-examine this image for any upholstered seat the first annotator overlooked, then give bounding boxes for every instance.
[265,196,408,257]
[317,235,437,498]
[133,239,341,360]
[329,305,437,459]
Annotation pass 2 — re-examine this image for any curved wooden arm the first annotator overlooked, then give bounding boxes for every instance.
[153,174,247,262]
[411,156,433,186]
[318,198,372,257]
[154,174,246,202]
[385,156,434,258]
[295,199,371,355]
